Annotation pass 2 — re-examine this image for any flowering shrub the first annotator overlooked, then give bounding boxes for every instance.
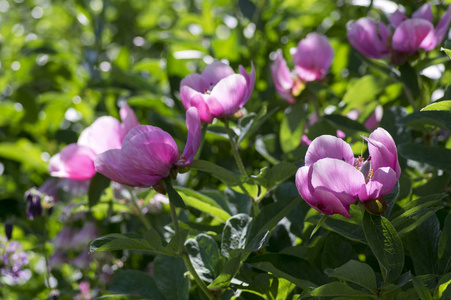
[1,1,451,299]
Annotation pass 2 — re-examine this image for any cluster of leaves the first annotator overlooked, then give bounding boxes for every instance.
[1,0,451,299]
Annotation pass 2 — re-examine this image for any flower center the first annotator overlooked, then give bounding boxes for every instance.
[355,155,374,183]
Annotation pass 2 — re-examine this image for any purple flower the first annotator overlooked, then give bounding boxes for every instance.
[180,61,255,123]
[48,104,139,181]
[95,107,201,188]
[347,18,391,59]
[293,33,334,82]
[391,3,451,54]
[295,128,400,218]
[348,4,451,62]
[0,238,29,280]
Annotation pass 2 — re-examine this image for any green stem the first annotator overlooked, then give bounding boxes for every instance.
[42,215,54,296]
[127,187,151,230]
[168,201,213,299]
[223,119,247,177]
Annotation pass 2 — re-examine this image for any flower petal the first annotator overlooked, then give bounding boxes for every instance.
[179,107,201,165]
[392,19,436,54]
[305,135,355,166]
[364,105,383,130]
[359,167,397,201]
[312,187,353,218]
[119,104,139,140]
[180,86,214,123]
[201,61,235,86]
[311,158,365,198]
[239,61,256,103]
[412,3,433,23]
[364,128,401,179]
[209,74,247,117]
[295,166,315,202]
[390,10,408,27]
[180,73,209,93]
[347,18,391,59]
[49,144,97,180]
[78,116,123,155]
[95,149,162,187]
[293,33,334,81]
[435,6,451,47]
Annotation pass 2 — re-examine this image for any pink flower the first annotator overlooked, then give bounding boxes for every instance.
[48,104,139,181]
[347,18,391,59]
[94,107,201,188]
[271,33,333,102]
[271,50,295,103]
[391,3,451,54]
[348,4,451,62]
[293,33,334,82]
[295,128,400,218]
[180,61,255,123]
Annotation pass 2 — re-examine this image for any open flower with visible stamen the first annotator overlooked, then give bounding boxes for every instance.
[94,107,201,189]
[295,127,400,218]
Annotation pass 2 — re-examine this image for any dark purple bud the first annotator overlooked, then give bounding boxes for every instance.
[25,188,43,220]
[4,222,13,241]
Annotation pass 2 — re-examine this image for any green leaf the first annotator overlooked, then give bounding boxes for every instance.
[327,260,377,292]
[412,275,434,300]
[398,111,451,131]
[89,232,177,256]
[208,254,242,289]
[261,162,298,191]
[399,62,420,97]
[434,272,451,299]
[438,213,451,274]
[441,46,451,59]
[279,101,306,153]
[175,187,231,222]
[308,282,377,298]
[342,75,390,112]
[247,254,327,289]
[221,214,252,259]
[88,173,111,207]
[323,114,368,135]
[390,194,446,237]
[108,270,162,299]
[165,180,186,209]
[421,100,451,111]
[248,183,301,240]
[404,215,440,275]
[189,159,244,186]
[164,230,189,254]
[398,143,451,173]
[238,106,279,144]
[153,255,189,300]
[383,181,399,218]
[185,234,224,283]
[362,212,404,283]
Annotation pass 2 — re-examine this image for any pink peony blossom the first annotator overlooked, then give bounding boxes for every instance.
[295,128,400,218]
[180,61,255,123]
[48,104,139,181]
[347,18,391,59]
[94,107,201,188]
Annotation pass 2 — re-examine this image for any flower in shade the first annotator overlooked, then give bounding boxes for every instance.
[48,104,139,181]
[347,18,391,59]
[180,61,255,123]
[347,3,451,64]
[295,127,400,218]
[271,33,333,102]
[391,3,451,55]
[95,107,201,188]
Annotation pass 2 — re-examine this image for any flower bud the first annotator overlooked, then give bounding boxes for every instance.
[5,222,13,241]
[25,188,43,220]
[362,196,387,215]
